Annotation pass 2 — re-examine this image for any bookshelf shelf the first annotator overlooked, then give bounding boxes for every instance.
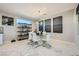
[17,24,32,41]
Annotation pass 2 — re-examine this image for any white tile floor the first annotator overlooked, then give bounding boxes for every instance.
[0,39,79,56]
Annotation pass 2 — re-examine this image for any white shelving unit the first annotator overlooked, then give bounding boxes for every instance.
[0,27,3,44]
[0,34,3,44]
[17,23,32,41]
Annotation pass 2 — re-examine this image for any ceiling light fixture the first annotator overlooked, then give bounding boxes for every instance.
[33,8,47,16]
[38,10,47,15]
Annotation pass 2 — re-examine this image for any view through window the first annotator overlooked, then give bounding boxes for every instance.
[16,18,32,25]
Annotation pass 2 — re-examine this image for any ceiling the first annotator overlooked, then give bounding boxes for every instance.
[0,3,78,20]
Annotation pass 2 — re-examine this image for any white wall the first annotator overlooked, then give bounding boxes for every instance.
[32,20,37,32]
[0,12,18,43]
[52,9,75,42]
[74,8,79,48]
[37,9,75,43]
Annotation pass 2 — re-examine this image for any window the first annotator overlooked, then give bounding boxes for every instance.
[53,16,63,33]
[45,19,51,32]
[16,18,32,25]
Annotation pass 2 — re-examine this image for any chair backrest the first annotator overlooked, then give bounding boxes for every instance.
[42,32,47,40]
[32,32,40,42]
[43,31,47,36]
[46,33,52,45]
[29,32,33,40]
[46,33,51,41]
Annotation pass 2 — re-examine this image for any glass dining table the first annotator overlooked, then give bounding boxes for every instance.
[35,34,52,48]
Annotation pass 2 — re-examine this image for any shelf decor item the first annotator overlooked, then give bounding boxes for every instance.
[11,40,16,43]
[53,16,63,33]
[2,16,14,26]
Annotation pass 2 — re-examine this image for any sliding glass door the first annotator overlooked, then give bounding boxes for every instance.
[39,20,43,32]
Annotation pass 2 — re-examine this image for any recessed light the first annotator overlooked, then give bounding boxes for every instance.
[38,10,40,13]
[43,13,47,15]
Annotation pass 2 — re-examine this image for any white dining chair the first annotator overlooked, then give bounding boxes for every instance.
[46,33,52,45]
[29,32,33,40]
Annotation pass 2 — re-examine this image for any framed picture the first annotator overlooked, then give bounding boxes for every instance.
[53,16,63,33]
[2,16,14,26]
[45,19,51,32]
[39,20,43,32]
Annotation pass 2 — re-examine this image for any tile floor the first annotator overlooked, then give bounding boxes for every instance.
[0,39,79,56]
